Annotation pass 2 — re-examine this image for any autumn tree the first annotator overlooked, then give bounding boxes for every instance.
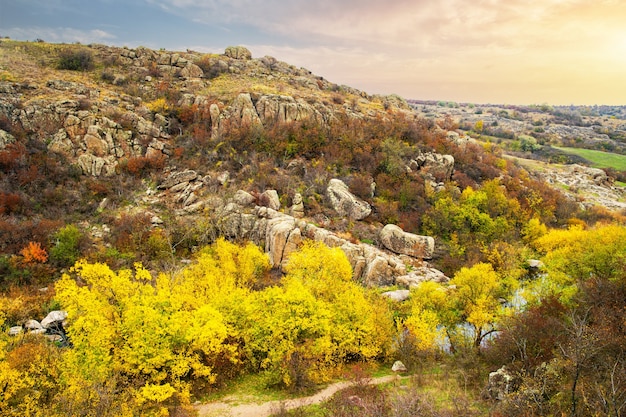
[407,262,514,353]
[53,239,271,415]
[241,241,393,389]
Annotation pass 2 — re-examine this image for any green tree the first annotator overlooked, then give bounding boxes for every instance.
[49,225,83,267]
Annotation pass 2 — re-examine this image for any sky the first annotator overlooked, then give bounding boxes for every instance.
[2,0,626,105]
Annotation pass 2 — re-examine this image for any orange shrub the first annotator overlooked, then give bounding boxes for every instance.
[20,241,48,264]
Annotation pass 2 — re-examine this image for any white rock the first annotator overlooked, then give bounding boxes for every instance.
[24,319,43,330]
[392,360,407,372]
[381,290,410,302]
[8,326,22,336]
[41,311,68,329]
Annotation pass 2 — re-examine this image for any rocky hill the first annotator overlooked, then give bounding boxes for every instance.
[0,39,624,289]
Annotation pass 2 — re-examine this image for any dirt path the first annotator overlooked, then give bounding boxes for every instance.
[195,375,401,417]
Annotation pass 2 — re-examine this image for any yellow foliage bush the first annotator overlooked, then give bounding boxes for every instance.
[146,97,170,114]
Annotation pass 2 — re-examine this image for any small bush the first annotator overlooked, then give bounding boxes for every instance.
[20,241,48,264]
[0,192,23,215]
[123,154,166,177]
[57,48,94,71]
[49,225,83,268]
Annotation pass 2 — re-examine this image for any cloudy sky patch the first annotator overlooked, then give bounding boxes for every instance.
[2,0,625,104]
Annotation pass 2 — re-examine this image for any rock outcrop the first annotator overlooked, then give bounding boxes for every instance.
[409,152,455,181]
[396,266,449,287]
[486,366,520,400]
[153,171,442,287]
[157,169,211,212]
[536,162,626,210]
[211,192,439,287]
[379,224,435,260]
[326,179,372,220]
[255,94,325,125]
[224,46,252,60]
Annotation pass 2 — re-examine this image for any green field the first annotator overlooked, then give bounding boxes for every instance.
[554,146,626,170]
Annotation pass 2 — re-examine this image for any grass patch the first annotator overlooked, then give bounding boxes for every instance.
[554,146,626,170]
[201,372,296,404]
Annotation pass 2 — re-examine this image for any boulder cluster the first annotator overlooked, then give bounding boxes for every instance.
[155,175,446,287]
[7,310,68,344]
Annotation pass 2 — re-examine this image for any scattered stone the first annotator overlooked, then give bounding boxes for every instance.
[487,366,520,400]
[158,169,198,189]
[8,326,22,336]
[233,190,257,207]
[290,193,305,218]
[381,289,410,302]
[46,335,64,343]
[98,197,110,212]
[217,171,230,186]
[24,319,43,331]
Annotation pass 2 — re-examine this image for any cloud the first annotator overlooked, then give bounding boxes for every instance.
[4,27,116,44]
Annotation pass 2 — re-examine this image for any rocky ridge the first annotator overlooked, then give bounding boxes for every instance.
[154,169,447,287]
[0,42,412,177]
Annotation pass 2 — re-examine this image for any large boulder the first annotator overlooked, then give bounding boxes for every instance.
[179,63,204,78]
[326,179,371,220]
[260,190,281,211]
[379,224,435,260]
[486,366,520,400]
[233,190,256,207]
[41,310,68,329]
[224,46,252,60]
[265,216,300,268]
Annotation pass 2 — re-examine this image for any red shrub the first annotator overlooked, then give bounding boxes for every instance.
[0,192,22,215]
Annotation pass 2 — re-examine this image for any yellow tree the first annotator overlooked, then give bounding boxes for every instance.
[449,262,506,349]
[407,263,511,352]
[242,278,332,388]
[282,241,394,364]
[523,223,626,307]
[54,239,269,415]
[406,281,447,351]
[241,241,394,388]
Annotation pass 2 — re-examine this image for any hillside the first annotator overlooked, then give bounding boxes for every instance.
[1,40,625,417]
